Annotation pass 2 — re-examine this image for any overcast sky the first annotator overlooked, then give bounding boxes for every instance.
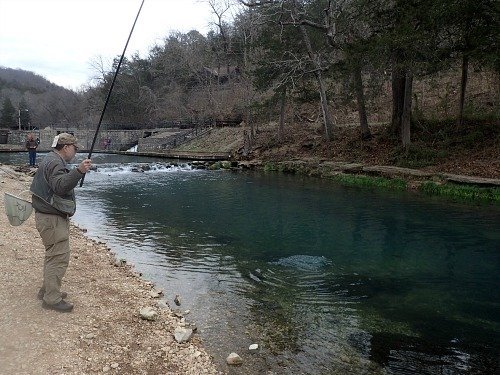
[0,0,214,90]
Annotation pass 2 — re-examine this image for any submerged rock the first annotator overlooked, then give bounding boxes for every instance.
[208,162,222,170]
[221,161,232,169]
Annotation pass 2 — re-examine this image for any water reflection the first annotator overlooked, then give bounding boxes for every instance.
[63,156,500,374]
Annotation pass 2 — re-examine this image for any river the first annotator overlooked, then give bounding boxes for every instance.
[2,152,499,374]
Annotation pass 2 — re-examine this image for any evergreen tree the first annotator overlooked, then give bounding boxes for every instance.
[1,97,17,128]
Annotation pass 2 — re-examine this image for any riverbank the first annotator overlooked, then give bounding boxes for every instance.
[0,165,222,375]
[201,159,499,204]
[3,119,499,203]
[176,121,500,203]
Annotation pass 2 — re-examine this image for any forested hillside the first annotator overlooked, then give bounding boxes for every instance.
[1,0,498,154]
[83,0,498,145]
[0,67,84,129]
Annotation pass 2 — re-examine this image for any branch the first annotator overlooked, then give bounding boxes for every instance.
[280,19,327,31]
[239,0,275,7]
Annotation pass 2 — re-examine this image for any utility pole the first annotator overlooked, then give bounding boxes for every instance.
[18,109,28,131]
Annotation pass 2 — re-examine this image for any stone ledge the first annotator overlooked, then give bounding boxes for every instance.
[440,173,500,187]
[321,161,364,172]
[250,160,500,188]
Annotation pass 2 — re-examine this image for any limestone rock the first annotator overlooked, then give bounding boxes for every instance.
[226,352,243,365]
[149,289,163,298]
[139,307,158,321]
[174,327,193,343]
[114,258,127,267]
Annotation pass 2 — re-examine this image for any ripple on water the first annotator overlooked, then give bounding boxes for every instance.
[271,254,332,271]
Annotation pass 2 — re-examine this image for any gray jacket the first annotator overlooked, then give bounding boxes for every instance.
[30,151,83,217]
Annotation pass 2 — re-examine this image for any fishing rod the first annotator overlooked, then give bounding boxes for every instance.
[80,0,145,187]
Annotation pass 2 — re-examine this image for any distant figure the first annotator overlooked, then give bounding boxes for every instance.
[26,133,38,167]
[102,138,110,150]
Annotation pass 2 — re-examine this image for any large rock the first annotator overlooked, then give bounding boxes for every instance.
[174,327,193,343]
[149,289,163,298]
[139,307,158,321]
[226,352,243,365]
[441,173,500,187]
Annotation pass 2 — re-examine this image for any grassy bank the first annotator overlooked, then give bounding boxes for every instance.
[328,174,407,191]
[418,181,500,203]
[260,162,500,205]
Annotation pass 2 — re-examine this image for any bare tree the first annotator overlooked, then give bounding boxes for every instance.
[298,23,334,140]
[241,0,335,140]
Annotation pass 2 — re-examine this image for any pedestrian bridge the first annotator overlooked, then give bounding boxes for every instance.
[1,127,209,153]
[1,127,233,160]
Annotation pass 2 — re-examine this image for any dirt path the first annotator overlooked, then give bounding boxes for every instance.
[0,165,223,375]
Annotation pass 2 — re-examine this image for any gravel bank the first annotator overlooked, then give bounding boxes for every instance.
[0,165,223,375]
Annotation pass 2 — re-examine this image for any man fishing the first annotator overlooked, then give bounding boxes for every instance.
[30,133,91,312]
[27,0,143,312]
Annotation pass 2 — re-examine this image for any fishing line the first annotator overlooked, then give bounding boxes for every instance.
[80,0,145,187]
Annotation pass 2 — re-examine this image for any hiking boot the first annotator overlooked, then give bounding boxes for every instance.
[42,300,74,312]
[37,288,67,300]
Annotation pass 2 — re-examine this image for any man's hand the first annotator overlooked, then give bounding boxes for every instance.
[78,159,92,174]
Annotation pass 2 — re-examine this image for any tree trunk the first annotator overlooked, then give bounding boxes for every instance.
[279,86,286,142]
[299,24,334,141]
[243,129,251,157]
[391,65,406,136]
[316,71,334,141]
[401,71,413,148]
[352,64,371,140]
[457,54,469,127]
[247,108,254,141]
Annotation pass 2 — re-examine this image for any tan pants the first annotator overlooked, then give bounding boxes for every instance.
[35,212,70,305]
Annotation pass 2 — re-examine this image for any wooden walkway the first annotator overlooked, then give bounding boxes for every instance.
[117,150,232,161]
[1,147,231,161]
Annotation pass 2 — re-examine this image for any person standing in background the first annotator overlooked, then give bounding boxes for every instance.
[26,133,38,167]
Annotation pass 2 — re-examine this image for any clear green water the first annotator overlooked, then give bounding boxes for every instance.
[5,153,498,374]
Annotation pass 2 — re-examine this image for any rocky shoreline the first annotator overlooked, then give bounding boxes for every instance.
[0,164,224,374]
[230,159,500,187]
[110,158,500,189]
[201,159,500,203]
